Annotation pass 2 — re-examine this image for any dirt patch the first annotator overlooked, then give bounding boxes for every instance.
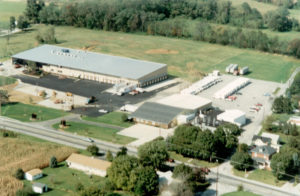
[81,45,97,51]
[145,48,179,54]
[9,90,43,104]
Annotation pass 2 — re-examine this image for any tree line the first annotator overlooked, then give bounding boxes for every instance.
[24,0,299,32]
[254,0,298,9]
[167,123,241,161]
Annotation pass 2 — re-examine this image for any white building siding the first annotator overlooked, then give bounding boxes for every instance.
[66,161,107,177]
[25,173,43,181]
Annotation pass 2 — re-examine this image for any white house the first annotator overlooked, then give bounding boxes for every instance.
[32,182,48,194]
[66,153,111,177]
[288,116,300,126]
[261,132,281,152]
[217,109,246,127]
[25,169,43,181]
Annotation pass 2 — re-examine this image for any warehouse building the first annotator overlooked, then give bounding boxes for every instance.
[12,45,168,87]
[156,94,212,113]
[130,102,183,129]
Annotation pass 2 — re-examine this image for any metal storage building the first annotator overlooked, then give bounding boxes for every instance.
[216,109,246,127]
[12,45,168,87]
[130,102,183,129]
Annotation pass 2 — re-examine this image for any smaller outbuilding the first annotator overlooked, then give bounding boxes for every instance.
[25,169,43,181]
[32,182,48,194]
[66,153,111,177]
[216,109,246,127]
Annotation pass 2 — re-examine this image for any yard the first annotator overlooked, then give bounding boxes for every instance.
[0,76,16,86]
[23,162,107,196]
[0,132,76,196]
[52,121,135,145]
[1,102,68,122]
[82,112,133,128]
[222,191,261,196]
[169,151,219,168]
[247,169,287,187]
[1,24,300,82]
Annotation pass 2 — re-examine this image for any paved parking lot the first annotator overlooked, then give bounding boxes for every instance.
[14,74,178,116]
[197,74,282,144]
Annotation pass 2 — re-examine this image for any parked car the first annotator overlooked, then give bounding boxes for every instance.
[256,103,263,107]
[14,64,21,69]
[83,137,94,142]
[99,109,108,113]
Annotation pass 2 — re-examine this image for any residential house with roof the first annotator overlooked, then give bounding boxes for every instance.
[66,153,111,177]
[251,145,277,169]
[252,132,281,152]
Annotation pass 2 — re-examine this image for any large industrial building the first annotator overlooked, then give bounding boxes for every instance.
[12,45,168,87]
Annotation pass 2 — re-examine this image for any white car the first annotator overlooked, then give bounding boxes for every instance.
[83,137,94,142]
[99,109,108,113]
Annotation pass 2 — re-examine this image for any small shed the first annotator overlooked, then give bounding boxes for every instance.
[32,182,48,194]
[25,169,43,181]
[217,109,246,127]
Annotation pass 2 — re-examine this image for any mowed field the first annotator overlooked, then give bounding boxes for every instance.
[0,0,26,29]
[1,25,300,83]
[0,133,76,196]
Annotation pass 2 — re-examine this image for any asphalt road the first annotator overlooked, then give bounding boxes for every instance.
[0,116,137,155]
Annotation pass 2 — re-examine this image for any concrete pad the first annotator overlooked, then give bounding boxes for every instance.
[144,78,179,92]
[117,124,174,147]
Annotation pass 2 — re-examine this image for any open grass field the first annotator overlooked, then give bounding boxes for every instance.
[0,133,76,196]
[52,121,135,145]
[0,0,26,29]
[247,169,287,187]
[82,112,133,128]
[1,102,68,122]
[222,191,261,196]
[0,75,16,86]
[23,162,106,196]
[1,25,300,83]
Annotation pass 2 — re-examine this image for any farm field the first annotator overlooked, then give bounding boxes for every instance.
[0,132,76,196]
[0,0,26,29]
[1,25,300,83]
[82,112,133,128]
[1,102,68,122]
[52,121,135,145]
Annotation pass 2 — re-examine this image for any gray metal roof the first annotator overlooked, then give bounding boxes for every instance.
[12,45,167,80]
[33,182,46,188]
[130,102,183,124]
[251,145,276,155]
[252,135,271,144]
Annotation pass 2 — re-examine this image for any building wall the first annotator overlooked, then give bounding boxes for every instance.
[25,173,42,181]
[66,161,107,177]
[133,118,173,129]
[33,187,43,194]
[138,66,168,87]
[42,65,139,85]
[234,115,246,126]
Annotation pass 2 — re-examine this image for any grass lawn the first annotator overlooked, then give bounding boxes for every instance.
[82,112,133,128]
[222,191,261,196]
[247,169,287,187]
[0,0,26,29]
[232,168,247,178]
[52,121,135,145]
[1,102,68,122]
[23,162,107,196]
[0,75,16,86]
[1,25,300,83]
[169,151,219,168]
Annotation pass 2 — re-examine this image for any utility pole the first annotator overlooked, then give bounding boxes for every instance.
[216,159,219,196]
